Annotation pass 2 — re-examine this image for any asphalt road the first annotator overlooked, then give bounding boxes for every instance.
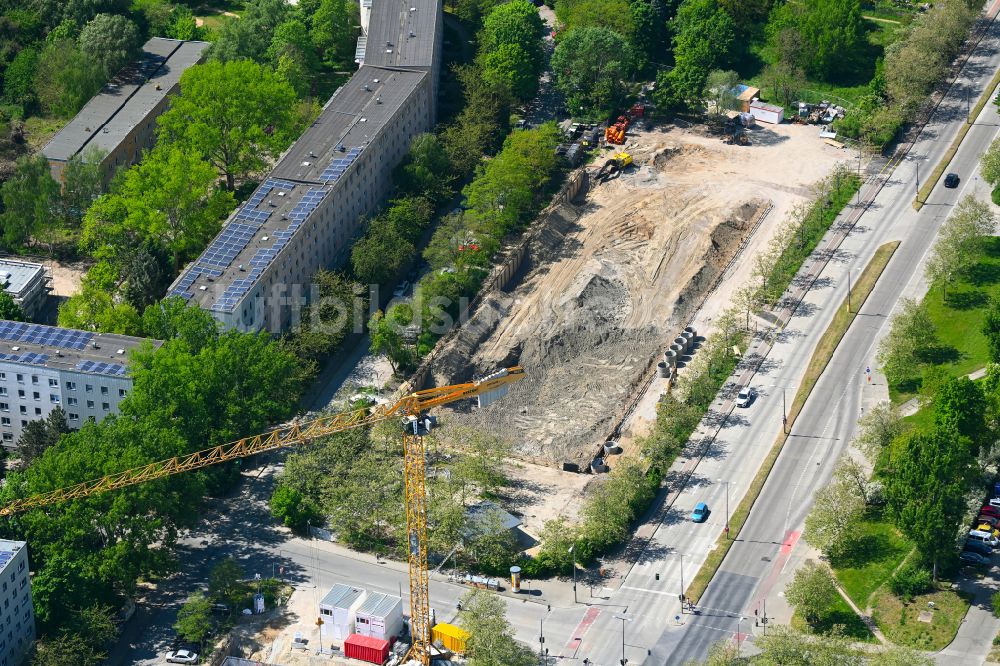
[111,10,1000,666]
[653,13,1000,666]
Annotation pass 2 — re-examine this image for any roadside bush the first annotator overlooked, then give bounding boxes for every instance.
[992,591,1000,619]
[992,187,1000,207]
[889,562,932,601]
[270,485,320,533]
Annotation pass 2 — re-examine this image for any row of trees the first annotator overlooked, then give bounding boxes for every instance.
[1,302,307,650]
[835,0,977,149]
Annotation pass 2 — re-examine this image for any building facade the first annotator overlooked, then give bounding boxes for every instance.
[168,0,442,333]
[0,261,48,321]
[42,38,209,184]
[0,541,34,666]
[0,321,157,446]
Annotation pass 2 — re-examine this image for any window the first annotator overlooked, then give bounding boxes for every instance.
[15,375,22,384]
[85,385,93,393]
[1,418,9,426]
[100,386,108,395]
[0,388,6,397]
[31,392,38,401]
[102,402,110,411]
[119,389,127,398]
[66,382,76,391]
[18,407,25,415]
[49,394,58,403]
[16,390,23,398]
[0,372,5,380]
[86,400,94,409]
[33,408,40,415]
[67,397,77,406]
[30,376,37,385]
[69,413,78,421]
[48,378,57,387]
[321,608,332,615]
[19,421,25,427]
[0,403,6,412]
[1,434,9,442]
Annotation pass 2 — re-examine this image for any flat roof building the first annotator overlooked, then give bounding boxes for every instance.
[0,321,160,446]
[42,37,209,184]
[0,260,48,320]
[169,0,441,334]
[0,540,34,666]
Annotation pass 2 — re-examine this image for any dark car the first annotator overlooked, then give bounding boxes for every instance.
[965,539,992,556]
[960,551,990,565]
[944,173,960,188]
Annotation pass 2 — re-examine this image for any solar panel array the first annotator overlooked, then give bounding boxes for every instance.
[76,360,128,376]
[319,147,363,183]
[211,188,330,313]
[0,321,93,350]
[198,223,259,269]
[168,264,223,301]
[0,552,13,569]
[0,352,49,365]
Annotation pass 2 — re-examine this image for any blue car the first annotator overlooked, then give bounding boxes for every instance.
[691,502,709,523]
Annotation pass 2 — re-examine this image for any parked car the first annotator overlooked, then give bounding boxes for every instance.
[944,172,960,188]
[960,551,990,565]
[982,506,1000,520]
[735,387,757,408]
[969,529,1000,547]
[979,523,1000,538]
[965,539,993,556]
[691,502,709,523]
[989,497,1000,508]
[166,649,199,664]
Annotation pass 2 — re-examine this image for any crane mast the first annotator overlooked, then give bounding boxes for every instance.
[0,366,525,665]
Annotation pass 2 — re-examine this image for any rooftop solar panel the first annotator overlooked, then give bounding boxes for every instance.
[0,321,94,350]
[76,360,128,376]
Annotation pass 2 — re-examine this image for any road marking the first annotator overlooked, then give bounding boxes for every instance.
[621,585,677,597]
[564,606,600,653]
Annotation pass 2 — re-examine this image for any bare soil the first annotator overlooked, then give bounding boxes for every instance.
[432,121,849,469]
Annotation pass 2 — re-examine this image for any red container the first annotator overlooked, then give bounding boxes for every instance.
[344,633,390,664]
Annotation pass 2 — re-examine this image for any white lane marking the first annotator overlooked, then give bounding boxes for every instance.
[621,585,677,597]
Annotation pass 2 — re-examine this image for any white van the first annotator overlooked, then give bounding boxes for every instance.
[969,529,999,547]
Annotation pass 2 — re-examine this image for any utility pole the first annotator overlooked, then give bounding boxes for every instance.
[847,269,852,313]
[679,552,685,613]
[718,479,730,538]
[569,544,577,604]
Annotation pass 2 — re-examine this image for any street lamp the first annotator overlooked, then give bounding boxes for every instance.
[613,615,633,666]
[736,616,746,656]
[847,266,860,313]
[718,479,730,538]
[768,383,797,434]
[569,544,577,603]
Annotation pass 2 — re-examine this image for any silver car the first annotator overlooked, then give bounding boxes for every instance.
[735,387,757,408]
[166,649,198,664]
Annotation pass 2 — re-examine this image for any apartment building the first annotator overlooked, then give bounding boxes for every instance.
[0,541,34,666]
[42,37,209,184]
[0,321,158,446]
[169,0,442,333]
[0,261,48,321]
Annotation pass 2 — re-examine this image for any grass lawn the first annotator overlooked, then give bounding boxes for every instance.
[790,597,876,642]
[829,514,912,609]
[871,585,970,650]
[23,116,69,152]
[747,19,904,110]
[889,236,1000,403]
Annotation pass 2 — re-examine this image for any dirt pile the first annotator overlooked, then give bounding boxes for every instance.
[432,140,764,466]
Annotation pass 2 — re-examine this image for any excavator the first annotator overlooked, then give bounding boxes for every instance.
[596,151,633,182]
[0,366,527,666]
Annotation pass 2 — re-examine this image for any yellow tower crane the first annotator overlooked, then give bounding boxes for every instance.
[0,366,525,665]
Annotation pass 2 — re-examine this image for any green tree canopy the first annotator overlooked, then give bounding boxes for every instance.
[656,0,734,109]
[551,27,634,119]
[460,589,536,666]
[157,59,298,190]
[0,293,25,322]
[210,0,290,62]
[174,592,213,644]
[311,0,358,68]
[784,561,838,624]
[477,0,544,101]
[0,154,60,250]
[78,13,141,77]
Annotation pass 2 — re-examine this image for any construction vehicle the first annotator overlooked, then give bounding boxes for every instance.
[0,366,526,666]
[596,151,632,181]
[605,115,629,145]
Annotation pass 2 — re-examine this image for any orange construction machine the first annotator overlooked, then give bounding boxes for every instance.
[605,115,629,144]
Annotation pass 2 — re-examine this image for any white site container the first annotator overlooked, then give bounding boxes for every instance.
[319,584,367,642]
[748,99,784,125]
[354,592,404,641]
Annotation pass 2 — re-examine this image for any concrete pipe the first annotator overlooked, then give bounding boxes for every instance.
[603,441,617,456]
[665,350,677,367]
[681,330,694,349]
[591,457,609,474]
[658,361,670,377]
[674,336,688,352]
[684,325,697,339]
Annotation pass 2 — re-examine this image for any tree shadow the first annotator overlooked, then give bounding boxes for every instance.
[944,290,988,310]
[965,262,1000,287]
[919,344,961,365]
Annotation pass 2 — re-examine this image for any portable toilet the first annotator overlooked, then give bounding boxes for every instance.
[319,584,367,641]
[354,592,404,641]
[432,623,470,653]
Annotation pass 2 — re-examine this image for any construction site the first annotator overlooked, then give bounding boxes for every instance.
[432,119,849,475]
